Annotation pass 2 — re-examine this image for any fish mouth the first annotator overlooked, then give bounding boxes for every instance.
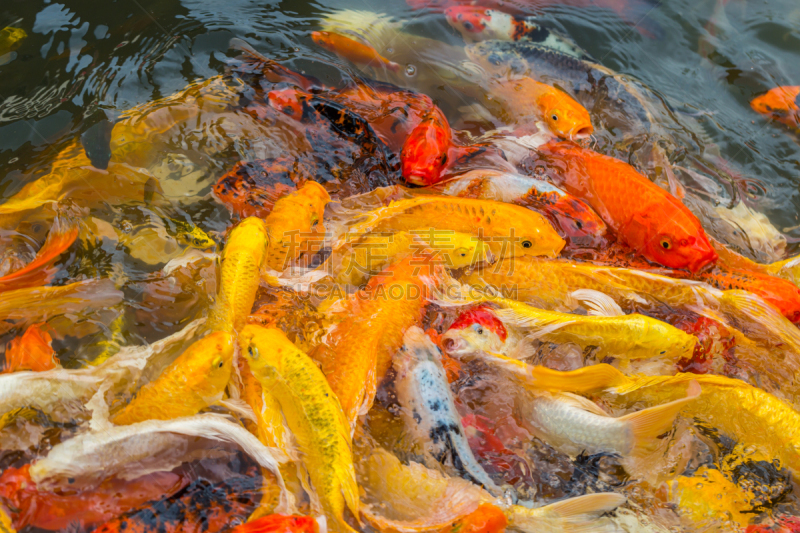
[569,126,593,140]
[441,332,468,355]
[687,248,719,274]
[405,173,431,186]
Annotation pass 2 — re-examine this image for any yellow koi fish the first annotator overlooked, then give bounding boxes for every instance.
[240,325,359,533]
[328,230,491,286]
[361,447,626,533]
[264,182,331,272]
[342,195,565,260]
[208,217,269,332]
[439,290,696,369]
[112,331,234,425]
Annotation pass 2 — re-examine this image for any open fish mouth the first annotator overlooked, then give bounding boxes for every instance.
[570,126,593,139]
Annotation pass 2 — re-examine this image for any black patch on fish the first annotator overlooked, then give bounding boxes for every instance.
[429,421,462,446]
[412,409,422,424]
[80,119,115,170]
[521,25,550,44]
[731,458,792,511]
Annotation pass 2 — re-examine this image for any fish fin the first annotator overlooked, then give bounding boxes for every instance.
[217,398,257,422]
[509,493,626,532]
[0,406,39,429]
[341,462,362,525]
[618,381,701,454]
[566,289,625,317]
[552,392,610,417]
[86,381,113,432]
[508,340,538,362]
[492,307,564,332]
[528,364,629,393]
[540,492,626,517]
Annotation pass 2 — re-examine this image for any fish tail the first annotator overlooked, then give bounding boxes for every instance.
[618,381,701,455]
[447,431,503,497]
[508,493,626,532]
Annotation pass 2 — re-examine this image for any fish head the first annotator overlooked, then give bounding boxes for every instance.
[176,225,216,249]
[267,88,308,120]
[444,6,516,42]
[536,89,593,140]
[180,331,235,397]
[750,86,800,128]
[507,213,566,258]
[646,228,717,273]
[290,181,331,230]
[442,305,507,358]
[310,31,335,52]
[394,326,442,372]
[401,112,452,186]
[238,324,293,376]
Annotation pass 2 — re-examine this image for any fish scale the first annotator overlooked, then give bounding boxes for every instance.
[240,325,359,533]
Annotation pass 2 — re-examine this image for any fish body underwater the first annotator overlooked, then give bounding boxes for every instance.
[393,326,504,497]
[750,86,800,132]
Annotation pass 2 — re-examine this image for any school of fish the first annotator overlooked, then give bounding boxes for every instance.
[1,2,800,533]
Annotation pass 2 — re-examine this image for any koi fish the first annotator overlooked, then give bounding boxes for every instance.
[111,331,234,425]
[539,141,717,272]
[311,31,401,72]
[694,265,800,324]
[440,294,697,367]
[92,467,262,533]
[0,464,190,531]
[483,77,593,139]
[393,326,504,496]
[444,6,584,57]
[425,169,607,243]
[540,364,800,482]
[240,325,359,533]
[3,323,59,373]
[208,217,269,332]
[519,383,700,461]
[231,515,319,533]
[264,181,331,271]
[750,86,800,132]
[361,447,626,532]
[0,215,80,292]
[668,466,754,528]
[170,218,216,249]
[0,319,202,424]
[0,26,26,65]
[344,195,565,260]
[327,230,491,287]
[28,414,291,511]
[314,254,446,428]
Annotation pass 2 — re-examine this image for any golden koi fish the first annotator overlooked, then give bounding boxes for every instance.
[112,331,234,425]
[343,195,565,261]
[264,182,331,272]
[240,325,359,533]
[208,217,269,332]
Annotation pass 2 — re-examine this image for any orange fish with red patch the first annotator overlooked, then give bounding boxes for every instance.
[751,86,800,132]
[539,140,717,272]
[3,323,58,373]
[311,31,400,73]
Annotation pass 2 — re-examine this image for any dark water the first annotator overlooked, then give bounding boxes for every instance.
[1,0,799,230]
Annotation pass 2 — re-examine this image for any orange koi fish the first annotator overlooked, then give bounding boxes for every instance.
[695,266,800,325]
[539,141,717,272]
[445,7,535,41]
[3,323,58,373]
[0,215,79,292]
[313,254,446,428]
[750,86,800,132]
[401,109,487,186]
[484,77,593,139]
[231,515,319,533]
[311,31,400,72]
[0,464,189,531]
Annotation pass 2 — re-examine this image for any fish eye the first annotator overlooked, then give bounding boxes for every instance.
[193,238,202,245]
[661,239,671,250]
[212,356,224,369]
[248,346,258,360]
[472,324,484,334]
[521,240,533,248]
[464,21,474,31]
[551,114,559,121]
